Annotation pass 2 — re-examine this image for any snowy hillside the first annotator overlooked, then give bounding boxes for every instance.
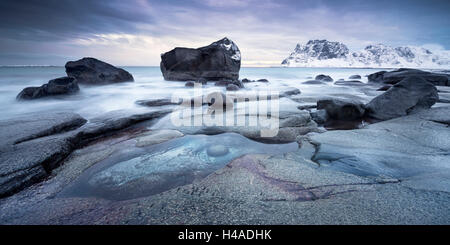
[282,40,450,68]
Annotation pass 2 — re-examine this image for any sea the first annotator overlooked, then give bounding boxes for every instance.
[0,66,387,120]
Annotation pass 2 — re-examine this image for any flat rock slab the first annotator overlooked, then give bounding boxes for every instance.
[0,109,170,198]
[309,106,450,192]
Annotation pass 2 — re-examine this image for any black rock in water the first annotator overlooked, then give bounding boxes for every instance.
[317,98,365,121]
[65,57,134,85]
[214,79,244,88]
[197,78,208,85]
[302,80,324,85]
[17,77,79,100]
[334,80,365,86]
[136,99,180,107]
[226,84,240,91]
[160,37,241,81]
[349,75,362,79]
[241,78,254,83]
[315,74,333,82]
[367,68,449,86]
[366,76,439,120]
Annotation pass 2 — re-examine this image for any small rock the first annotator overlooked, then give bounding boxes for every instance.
[197,78,208,85]
[303,80,324,85]
[135,99,180,107]
[257,79,269,83]
[315,74,333,82]
[226,84,240,91]
[334,80,365,86]
[349,75,362,80]
[280,87,301,97]
[241,78,255,83]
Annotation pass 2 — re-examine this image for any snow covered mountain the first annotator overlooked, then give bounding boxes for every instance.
[282,40,450,68]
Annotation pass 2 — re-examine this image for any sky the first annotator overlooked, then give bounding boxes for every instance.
[0,0,449,66]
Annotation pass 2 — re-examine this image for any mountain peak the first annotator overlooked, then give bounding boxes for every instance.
[282,40,449,68]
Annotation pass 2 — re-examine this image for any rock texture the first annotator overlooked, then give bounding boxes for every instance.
[317,98,365,120]
[17,77,79,100]
[135,99,180,107]
[65,57,134,85]
[160,37,241,81]
[349,75,362,79]
[315,74,333,82]
[366,76,439,120]
[368,68,449,86]
[0,110,169,198]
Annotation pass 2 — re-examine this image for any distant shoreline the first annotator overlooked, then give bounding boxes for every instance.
[0,65,447,71]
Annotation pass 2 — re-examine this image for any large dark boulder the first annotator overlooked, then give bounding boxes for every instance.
[160,37,241,81]
[65,57,134,85]
[317,98,365,121]
[368,68,449,86]
[365,76,439,120]
[17,77,79,100]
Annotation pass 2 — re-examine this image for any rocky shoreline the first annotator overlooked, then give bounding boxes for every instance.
[1,38,450,224]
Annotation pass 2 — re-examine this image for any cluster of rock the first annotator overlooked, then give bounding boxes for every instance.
[17,58,134,100]
[308,72,440,125]
[368,68,449,86]
[302,74,364,86]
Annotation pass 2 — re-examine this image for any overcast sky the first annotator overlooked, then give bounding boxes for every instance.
[0,0,449,66]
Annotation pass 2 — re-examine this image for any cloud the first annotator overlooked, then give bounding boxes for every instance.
[0,0,449,66]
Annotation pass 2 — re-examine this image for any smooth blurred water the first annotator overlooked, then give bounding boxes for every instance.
[0,66,386,120]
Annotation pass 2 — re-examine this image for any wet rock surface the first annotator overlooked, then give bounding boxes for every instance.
[317,98,365,121]
[0,109,169,198]
[65,57,134,85]
[315,74,333,82]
